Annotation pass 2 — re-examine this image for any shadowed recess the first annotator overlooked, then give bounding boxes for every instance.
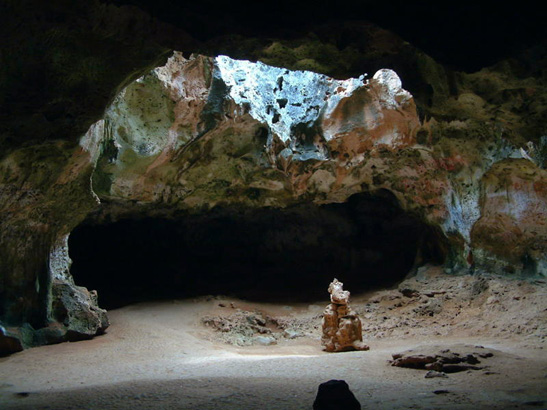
[68,192,446,309]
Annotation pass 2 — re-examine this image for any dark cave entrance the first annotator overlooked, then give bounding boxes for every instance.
[68,191,446,310]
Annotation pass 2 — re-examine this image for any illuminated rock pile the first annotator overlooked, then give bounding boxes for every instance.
[321,279,369,352]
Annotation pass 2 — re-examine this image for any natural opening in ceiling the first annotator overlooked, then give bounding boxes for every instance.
[68,191,446,310]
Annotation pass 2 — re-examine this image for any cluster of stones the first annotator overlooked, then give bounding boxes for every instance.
[321,279,369,352]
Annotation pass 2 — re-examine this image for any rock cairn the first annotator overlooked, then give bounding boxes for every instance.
[321,278,369,352]
[321,279,369,352]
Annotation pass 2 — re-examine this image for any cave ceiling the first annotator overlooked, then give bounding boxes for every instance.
[1,0,545,154]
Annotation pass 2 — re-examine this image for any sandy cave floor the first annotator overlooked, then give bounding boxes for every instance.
[0,266,546,409]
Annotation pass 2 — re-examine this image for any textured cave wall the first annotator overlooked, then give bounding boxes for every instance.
[0,139,107,352]
[472,159,547,274]
[86,52,546,276]
[0,0,546,353]
[2,0,545,157]
[0,0,197,156]
[0,0,196,352]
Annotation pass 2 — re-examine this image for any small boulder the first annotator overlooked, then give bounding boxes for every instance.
[283,329,301,339]
[313,379,361,410]
[425,370,448,378]
[0,326,24,356]
[253,335,277,346]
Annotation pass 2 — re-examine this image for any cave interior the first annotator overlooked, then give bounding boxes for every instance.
[69,191,445,309]
[0,1,546,408]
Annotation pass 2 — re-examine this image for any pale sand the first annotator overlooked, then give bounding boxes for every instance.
[1,275,546,409]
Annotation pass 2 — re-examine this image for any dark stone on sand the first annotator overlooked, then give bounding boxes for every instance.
[313,379,361,410]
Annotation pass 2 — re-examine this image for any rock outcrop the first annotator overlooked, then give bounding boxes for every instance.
[471,159,547,275]
[86,52,546,277]
[321,279,369,352]
[90,53,420,209]
[390,346,494,374]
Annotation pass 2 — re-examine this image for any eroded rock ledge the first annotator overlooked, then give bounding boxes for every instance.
[1,52,545,353]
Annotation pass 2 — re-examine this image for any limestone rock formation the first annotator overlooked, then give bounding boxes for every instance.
[321,279,369,352]
[89,52,420,208]
[471,159,547,275]
[83,52,546,279]
[0,16,546,354]
[48,235,109,340]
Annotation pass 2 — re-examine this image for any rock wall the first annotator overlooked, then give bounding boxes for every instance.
[472,159,547,274]
[91,53,421,210]
[0,130,107,352]
[88,52,546,277]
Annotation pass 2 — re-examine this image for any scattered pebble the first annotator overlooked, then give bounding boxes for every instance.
[254,335,277,346]
[15,392,29,398]
[425,370,448,378]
